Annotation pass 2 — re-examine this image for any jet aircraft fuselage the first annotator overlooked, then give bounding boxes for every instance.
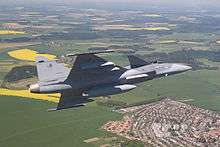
[29,52,191,110]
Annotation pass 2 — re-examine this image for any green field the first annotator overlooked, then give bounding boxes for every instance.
[0,69,220,147]
[0,96,122,147]
[111,69,220,111]
[0,34,31,40]
[1,5,220,147]
[1,39,220,146]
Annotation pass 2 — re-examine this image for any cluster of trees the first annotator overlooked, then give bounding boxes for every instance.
[38,32,98,40]
[3,65,37,83]
[0,37,32,43]
[96,99,128,109]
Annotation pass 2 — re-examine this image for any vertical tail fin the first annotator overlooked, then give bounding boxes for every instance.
[35,56,70,83]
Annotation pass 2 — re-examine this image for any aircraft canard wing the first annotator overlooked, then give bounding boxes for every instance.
[127,55,150,68]
[66,50,114,57]
[49,90,92,111]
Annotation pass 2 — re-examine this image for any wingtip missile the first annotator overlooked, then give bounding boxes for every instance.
[66,49,115,57]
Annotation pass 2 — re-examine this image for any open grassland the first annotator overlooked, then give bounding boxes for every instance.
[143,22,175,31]
[0,42,40,49]
[8,49,56,61]
[149,41,209,53]
[0,34,30,40]
[0,9,220,147]
[28,39,133,56]
[2,22,18,26]
[197,58,220,69]
[148,33,218,53]
[111,69,220,111]
[0,61,14,65]
[160,32,218,42]
[0,21,10,24]
[147,32,220,53]
[0,69,219,147]
[149,43,187,53]
[94,24,171,31]
[0,61,15,84]
[0,52,14,61]
[145,22,176,27]
[0,96,122,147]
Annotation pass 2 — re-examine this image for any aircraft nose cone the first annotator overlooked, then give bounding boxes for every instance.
[185,65,192,70]
[172,64,192,72]
[29,83,40,93]
[182,65,192,71]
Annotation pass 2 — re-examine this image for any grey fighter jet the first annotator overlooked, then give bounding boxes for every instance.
[29,51,192,110]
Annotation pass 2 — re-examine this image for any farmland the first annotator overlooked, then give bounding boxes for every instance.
[0,3,220,147]
[0,96,123,147]
[8,49,56,61]
[0,30,25,35]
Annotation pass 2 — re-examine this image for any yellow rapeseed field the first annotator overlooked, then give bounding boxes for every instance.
[4,23,18,26]
[0,30,25,35]
[126,27,170,31]
[158,40,177,44]
[8,49,56,61]
[143,14,161,17]
[143,27,170,31]
[0,88,60,103]
[94,24,170,31]
[145,22,177,27]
